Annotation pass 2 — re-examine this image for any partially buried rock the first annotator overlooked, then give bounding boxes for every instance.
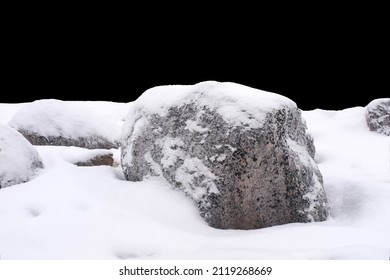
[121,81,330,229]
[0,124,44,189]
[9,99,120,149]
[59,147,115,167]
[366,98,390,136]
[75,153,114,167]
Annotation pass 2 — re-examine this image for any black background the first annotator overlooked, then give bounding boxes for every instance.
[3,7,388,110]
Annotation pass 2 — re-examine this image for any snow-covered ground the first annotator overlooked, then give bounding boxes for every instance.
[0,101,389,260]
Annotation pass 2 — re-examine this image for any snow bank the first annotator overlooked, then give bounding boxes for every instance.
[0,124,43,188]
[9,99,132,149]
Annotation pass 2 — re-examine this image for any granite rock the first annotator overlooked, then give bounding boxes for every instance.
[366,98,390,136]
[121,81,330,229]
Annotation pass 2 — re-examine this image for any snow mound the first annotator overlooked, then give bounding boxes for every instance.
[0,124,43,188]
[9,99,132,149]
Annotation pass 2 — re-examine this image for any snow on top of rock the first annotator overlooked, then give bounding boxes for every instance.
[0,124,43,188]
[124,81,296,134]
[9,99,131,143]
[366,98,390,109]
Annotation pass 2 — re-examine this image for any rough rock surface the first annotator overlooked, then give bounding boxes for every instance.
[121,81,330,229]
[17,132,117,149]
[9,99,121,149]
[366,98,390,136]
[0,124,44,188]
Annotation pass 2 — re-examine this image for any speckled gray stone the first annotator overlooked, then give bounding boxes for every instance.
[17,129,118,149]
[121,82,330,229]
[366,98,390,136]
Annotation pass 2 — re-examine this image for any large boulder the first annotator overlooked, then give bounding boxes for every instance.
[0,124,44,188]
[366,98,390,136]
[121,81,330,229]
[9,99,130,149]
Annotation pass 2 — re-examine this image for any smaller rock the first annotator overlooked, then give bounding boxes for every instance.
[75,153,114,166]
[366,98,390,136]
[59,147,115,167]
[0,124,44,189]
[9,99,123,149]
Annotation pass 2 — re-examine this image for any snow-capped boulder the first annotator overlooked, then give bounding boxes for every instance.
[366,98,390,136]
[0,124,43,188]
[121,81,330,229]
[9,99,129,149]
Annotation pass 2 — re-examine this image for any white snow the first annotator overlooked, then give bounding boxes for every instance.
[0,103,29,124]
[185,119,209,133]
[366,98,390,109]
[175,156,220,200]
[216,154,227,162]
[0,97,389,259]
[156,137,185,168]
[9,99,132,144]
